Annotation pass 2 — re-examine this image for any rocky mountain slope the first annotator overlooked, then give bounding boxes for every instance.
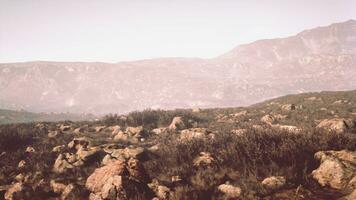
[0,90,355,199]
[1,20,355,114]
[0,109,96,125]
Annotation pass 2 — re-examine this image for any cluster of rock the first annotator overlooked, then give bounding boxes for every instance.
[316,118,355,133]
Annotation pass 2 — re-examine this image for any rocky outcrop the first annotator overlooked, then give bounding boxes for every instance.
[217,182,242,198]
[180,128,208,141]
[261,114,275,125]
[68,137,90,150]
[59,124,71,132]
[48,130,62,138]
[168,117,185,131]
[193,152,215,167]
[316,118,355,133]
[311,150,355,198]
[4,182,34,200]
[25,146,35,153]
[86,159,152,200]
[262,176,286,191]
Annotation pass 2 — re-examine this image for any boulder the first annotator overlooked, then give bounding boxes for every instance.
[261,114,275,125]
[50,180,66,194]
[59,124,71,132]
[106,125,121,135]
[18,160,26,169]
[151,127,167,135]
[230,110,247,118]
[193,152,215,167]
[76,147,101,161]
[95,126,106,133]
[272,124,301,133]
[4,182,34,200]
[316,118,355,133]
[86,160,128,193]
[48,130,62,138]
[25,146,35,153]
[68,137,90,150]
[73,127,86,134]
[111,147,145,160]
[125,126,144,137]
[61,184,84,200]
[86,159,152,200]
[52,145,65,153]
[217,183,242,198]
[262,176,286,191]
[53,154,75,173]
[168,117,185,131]
[180,128,207,141]
[311,150,355,193]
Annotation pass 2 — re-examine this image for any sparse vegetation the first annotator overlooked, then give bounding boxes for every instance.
[0,90,355,199]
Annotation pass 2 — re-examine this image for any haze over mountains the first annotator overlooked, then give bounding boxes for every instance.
[0,20,355,114]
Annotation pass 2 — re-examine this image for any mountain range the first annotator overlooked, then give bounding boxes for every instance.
[0,19,355,114]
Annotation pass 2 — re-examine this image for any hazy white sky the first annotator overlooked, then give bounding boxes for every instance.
[0,0,355,63]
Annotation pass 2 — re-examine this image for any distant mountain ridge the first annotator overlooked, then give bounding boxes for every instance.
[0,20,355,114]
[0,109,96,124]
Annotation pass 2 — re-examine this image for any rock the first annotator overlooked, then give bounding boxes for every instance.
[86,159,152,200]
[103,144,122,154]
[52,145,65,153]
[311,150,355,193]
[50,180,67,194]
[171,176,182,183]
[272,124,301,133]
[86,160,128,193]
[151,127,167,135]
[102,154,116,166]
[261,114,275,125]
[193,152,215,167]
[148,144,160,152]
[113,131,136,143]
[95,126,106,133]
[230,110,247,118]
[180,128,207,141]
[111,147,145,160]
[168,117,185,131]
[316,118,355,133]
[125,126,144,137]
[25,146,35,153]
[53,154,75,173]
[4,182,33,200]
[68,137,90,150]
[262,176,286,191]
[48,130,62,138]
[127,158,149,182]
[156,185,170,199]
[217,183,242,198]
[59,124,71,132]
[61,184,84,200]
[106,125,121,135]
[73,127,84,134]
[18,160,26,169]
[76,147,101,161]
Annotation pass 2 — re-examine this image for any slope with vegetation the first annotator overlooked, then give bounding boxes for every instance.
[0,90,355,199]
[0,109,96,125]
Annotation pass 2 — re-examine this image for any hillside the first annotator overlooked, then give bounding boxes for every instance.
[0,90,355,199]
[0,109,96,125]
[1,20,355,114]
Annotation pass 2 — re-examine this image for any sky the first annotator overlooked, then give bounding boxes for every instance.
[0,0,356,63]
